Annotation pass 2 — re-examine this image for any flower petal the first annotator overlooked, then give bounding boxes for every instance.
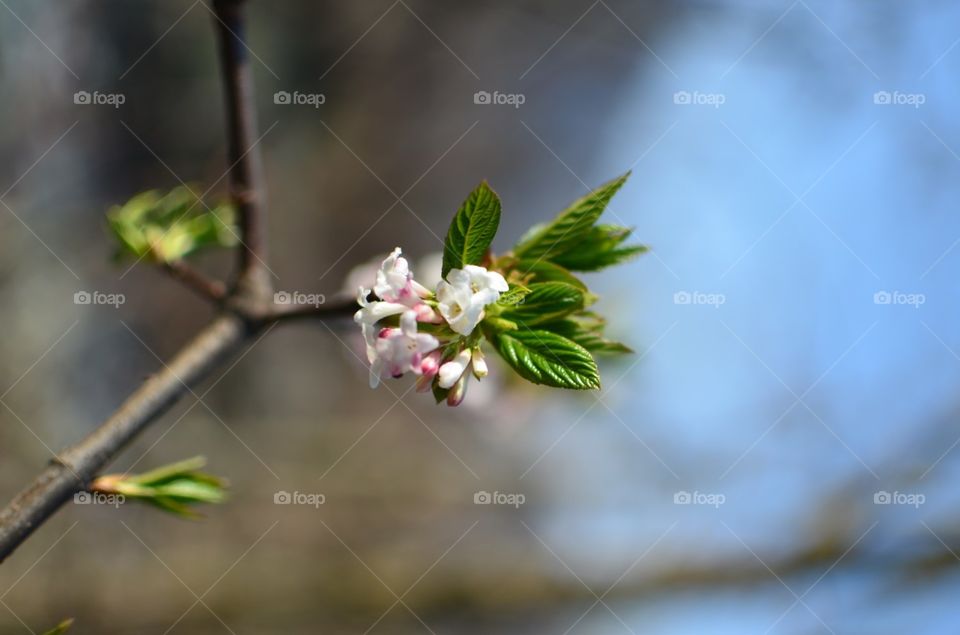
[369,358,384,389]
[438,349,472,389]
[471,348,488,378]
[400,310,418,337]
[356,301,408,325]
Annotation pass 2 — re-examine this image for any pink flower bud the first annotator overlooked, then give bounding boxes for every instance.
[446,374,467,407]
[414,303,442,323]
[420,350,442,377]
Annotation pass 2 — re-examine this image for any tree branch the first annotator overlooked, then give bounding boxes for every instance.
[0,294,359,563]
[0,0,360,563]
[163,260,227,302]
[0,315,249,562]
[265,293,358,322]
[212,0,271,298]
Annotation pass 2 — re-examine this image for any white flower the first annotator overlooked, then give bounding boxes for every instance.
[435,265,508,336]
[374,247,429,305]
[462,264,509,296]
[354,248,436,366]
[438,348,472,389]
[354,286,408,362]
[368,311,439,388]
[354,250,504,400]
[435,272,484,336]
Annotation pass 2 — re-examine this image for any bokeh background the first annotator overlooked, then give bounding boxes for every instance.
[1,0,959,633]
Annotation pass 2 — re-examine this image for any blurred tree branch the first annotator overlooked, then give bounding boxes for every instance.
[0,0,353,563]
[305,518,959,618]
[162,260,228,302]
[212,0,272,301]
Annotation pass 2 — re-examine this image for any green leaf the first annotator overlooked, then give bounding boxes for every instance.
[562,245,647,271]
[145,497,198,518]
[497,284,531,307]
[490,328,600,390]
[513,172,629,261]
[568,311,606,331]
[482,315,519,332]
[152,478,228,504]
[127,456,209,485]
[90,456,228,518]
[543,319,633,354]
[432,381,450,404]
[550,225,647,271]
[442,181,501,277]
[501,282,585,326]
[42,619,73,635]
[514,259,587,290]
[107,186,237,263]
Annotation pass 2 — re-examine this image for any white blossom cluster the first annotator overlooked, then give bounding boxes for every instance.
[354,248,507,405]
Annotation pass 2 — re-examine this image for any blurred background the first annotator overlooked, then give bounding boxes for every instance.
[1,0,959,633]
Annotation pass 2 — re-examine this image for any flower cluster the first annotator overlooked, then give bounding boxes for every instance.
[353,173,643,406]
[354,248,507,405]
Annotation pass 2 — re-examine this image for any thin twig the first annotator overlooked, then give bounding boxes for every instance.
[0,297,359,562]
[163,260,228,302]
[0,315,250,562]
[0,0,360,563]
[266,293,358,322]
[212,0,271,298]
